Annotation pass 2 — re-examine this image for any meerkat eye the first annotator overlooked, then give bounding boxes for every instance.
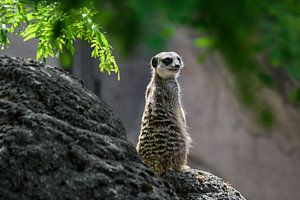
[162,57,173,65]
[177,57,182,64]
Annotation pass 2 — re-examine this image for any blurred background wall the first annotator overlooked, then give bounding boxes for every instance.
[2,28,300,200]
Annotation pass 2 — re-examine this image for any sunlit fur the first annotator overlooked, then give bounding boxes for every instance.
[136,51,191,175]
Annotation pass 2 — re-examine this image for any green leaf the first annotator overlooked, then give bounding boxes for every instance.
[23,32,36,41]
[1,0,119,79]
[37,49,43,60]
[100,33,108,47]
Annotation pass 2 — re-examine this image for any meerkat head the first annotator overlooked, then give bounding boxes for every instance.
[150,51,184,79]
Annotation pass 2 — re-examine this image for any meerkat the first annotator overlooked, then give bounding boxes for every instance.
[136,51,191,175]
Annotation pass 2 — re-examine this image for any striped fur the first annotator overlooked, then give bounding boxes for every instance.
[136,52,191,175]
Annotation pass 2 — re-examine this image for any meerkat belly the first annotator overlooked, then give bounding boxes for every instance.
[138,102,186,158]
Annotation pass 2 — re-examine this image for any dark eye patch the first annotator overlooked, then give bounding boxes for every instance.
[162,57,173,65]
[177,57,181,64]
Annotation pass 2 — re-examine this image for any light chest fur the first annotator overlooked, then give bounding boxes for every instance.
[136,73,191,175]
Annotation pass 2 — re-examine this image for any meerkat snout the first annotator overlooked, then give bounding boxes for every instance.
[150,51,184,79]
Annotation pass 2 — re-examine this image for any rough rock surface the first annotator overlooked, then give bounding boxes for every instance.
[0,55,177,200]
[163,169,246,200]
[0,55,246,200]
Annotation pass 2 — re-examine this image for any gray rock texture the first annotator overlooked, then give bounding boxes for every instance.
[163,169,246,200]
[0,55,245,200]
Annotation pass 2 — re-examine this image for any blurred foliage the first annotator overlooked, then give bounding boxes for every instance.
[95,0,300,127]
[1,0,300,127]
[189,0,300,127]
[0,0,119,79]
[289,89,300,106]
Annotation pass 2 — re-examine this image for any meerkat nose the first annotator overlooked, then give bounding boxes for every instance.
[174,64,180,69]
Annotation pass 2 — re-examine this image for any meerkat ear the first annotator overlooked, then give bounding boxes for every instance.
[150,57,158,68]
[178,56,184,68]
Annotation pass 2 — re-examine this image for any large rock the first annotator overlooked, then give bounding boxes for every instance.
[0,55,177,200]
[163,169,246,200]
[0,55,246,200]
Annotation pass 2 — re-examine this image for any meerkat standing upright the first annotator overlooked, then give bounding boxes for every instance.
[136,51,191,175]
